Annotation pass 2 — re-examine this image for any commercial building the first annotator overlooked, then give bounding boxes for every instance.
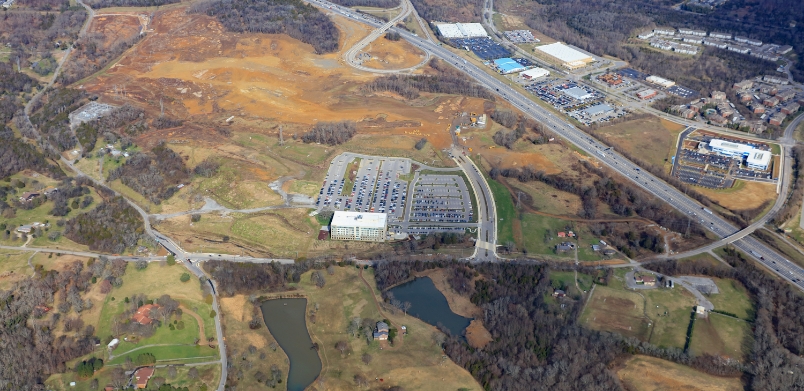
[519,67,549,80]
[330,211,387,242]
[636,89,658,100]
[708,139,772,170]
[536,43,594,69]
[598,73,623,86]
[435,23,488,39]
[564,86,594,101]
[493,58,526,74]
[646,75,676,88]
[582,103,615,117]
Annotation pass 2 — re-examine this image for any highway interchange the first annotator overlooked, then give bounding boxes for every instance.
[310,0,804,290]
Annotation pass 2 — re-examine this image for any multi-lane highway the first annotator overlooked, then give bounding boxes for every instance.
[308,0,804,290]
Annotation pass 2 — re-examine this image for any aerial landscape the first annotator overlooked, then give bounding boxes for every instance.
[1,0,804,389]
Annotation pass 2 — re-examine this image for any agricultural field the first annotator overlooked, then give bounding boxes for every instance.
[243,266,482,391]
[592,116,684,169]
[617,355,744,391]
[689,314,752,360]
[708,278,754,320]
[0,250,36,290]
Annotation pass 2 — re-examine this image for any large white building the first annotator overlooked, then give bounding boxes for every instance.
[646,75,676,88]
[330,212,387,242]
[535,43,594,69]
[708,139,772,170]
[436,23,489,39]
[519,67,549,80]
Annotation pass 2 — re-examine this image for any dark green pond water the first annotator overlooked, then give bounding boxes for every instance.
[388,277,472,336]
[260,298,322,391]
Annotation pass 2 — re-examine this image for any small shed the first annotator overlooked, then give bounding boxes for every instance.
[107,338,119,350]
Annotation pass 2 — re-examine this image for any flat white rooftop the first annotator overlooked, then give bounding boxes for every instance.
[747,150,771,167]
[436,23,488,38]
[564,86,593,100]
[709,139,755,154]
[331,211,387,229]
[520,67,549,78]
[536,43,593,64]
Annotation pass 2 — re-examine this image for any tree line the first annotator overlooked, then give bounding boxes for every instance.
[191,0,340,54]
[64,196,145,253]
[331,0,398,7]
[301,121,357,145]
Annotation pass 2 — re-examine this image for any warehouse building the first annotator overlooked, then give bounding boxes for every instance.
[582,103,615,117]
[564,86,594,101]
[536,43,594,69]
[519,67,549,80]
[493,58,526,74]
[646,75,676,88]
[436,23,488,39]
[330,212,387,242]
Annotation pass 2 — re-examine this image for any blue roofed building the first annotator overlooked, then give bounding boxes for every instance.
[493,58,527,74]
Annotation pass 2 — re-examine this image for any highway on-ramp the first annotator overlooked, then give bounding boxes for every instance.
[309,0,804,291]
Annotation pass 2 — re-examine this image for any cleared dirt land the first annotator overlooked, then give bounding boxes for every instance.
[360,38,427,70]
[617,355,743,391]
[593,116,684,169]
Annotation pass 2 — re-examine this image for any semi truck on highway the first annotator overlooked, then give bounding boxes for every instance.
[703,208,713,214]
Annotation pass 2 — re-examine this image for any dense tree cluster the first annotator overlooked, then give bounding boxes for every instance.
[0,10,87,69]
[29,88,87,152]
[301,121,357,145]
[65,196,144,253]
[517,0,797,91]
[0,127,65,179]
[203,260,312,296]
[191,0,340,54]
[107,142,190,203]
[645,248,804,389]
[0,257,126,389]
[364,60,495,100]
[0,62,39,124]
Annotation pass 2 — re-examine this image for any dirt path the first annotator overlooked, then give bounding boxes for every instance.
[180,305,209,345]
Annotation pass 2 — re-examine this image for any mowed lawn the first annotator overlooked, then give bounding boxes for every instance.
[708,278,754,320]
[641,283,698,349]
[617,355,744,391]
[97,262,214,363]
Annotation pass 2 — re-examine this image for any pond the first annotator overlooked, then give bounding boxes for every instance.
[260,298,322,391]
[388,277,472,336]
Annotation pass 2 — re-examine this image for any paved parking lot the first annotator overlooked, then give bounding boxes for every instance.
[452,37,511,60]
[407,174,474,224]
[317,155,411,222]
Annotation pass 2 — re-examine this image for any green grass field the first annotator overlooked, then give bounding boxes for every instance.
[690,314,752,360]
[550,271,594,296]
[641,285,698,349]
[109,345,218,365]
[708,278,754,320]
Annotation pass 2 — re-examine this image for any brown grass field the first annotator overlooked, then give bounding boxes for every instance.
[617,355,743,391]
[593,116,684,169]
[580,285,650,340]
[689,314,752,360]
[695,180,777,211]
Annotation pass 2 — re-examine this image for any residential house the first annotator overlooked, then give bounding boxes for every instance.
[782,102,800,115]
[557,232,566,238]
[717,102,734,118]
[134,367,155,389]
[642,276,657,286]
[591,245,601,251]
[737,91,752,102]
[16,225,33,234]
[132,304,160,325]
[19,191,40,203]
[681,109,696,119]
[749,102,766,114]
[552,289,566,298]
[373,321,389,341]
[602,249,617,256]
[777,89,797,102]
[759,85,778,95]
[710,91,727,100]
[763,96,780,107]
[732,80,753,90]
[769,113,786,126]
[556,242,575,252]
[708,114,728,125]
